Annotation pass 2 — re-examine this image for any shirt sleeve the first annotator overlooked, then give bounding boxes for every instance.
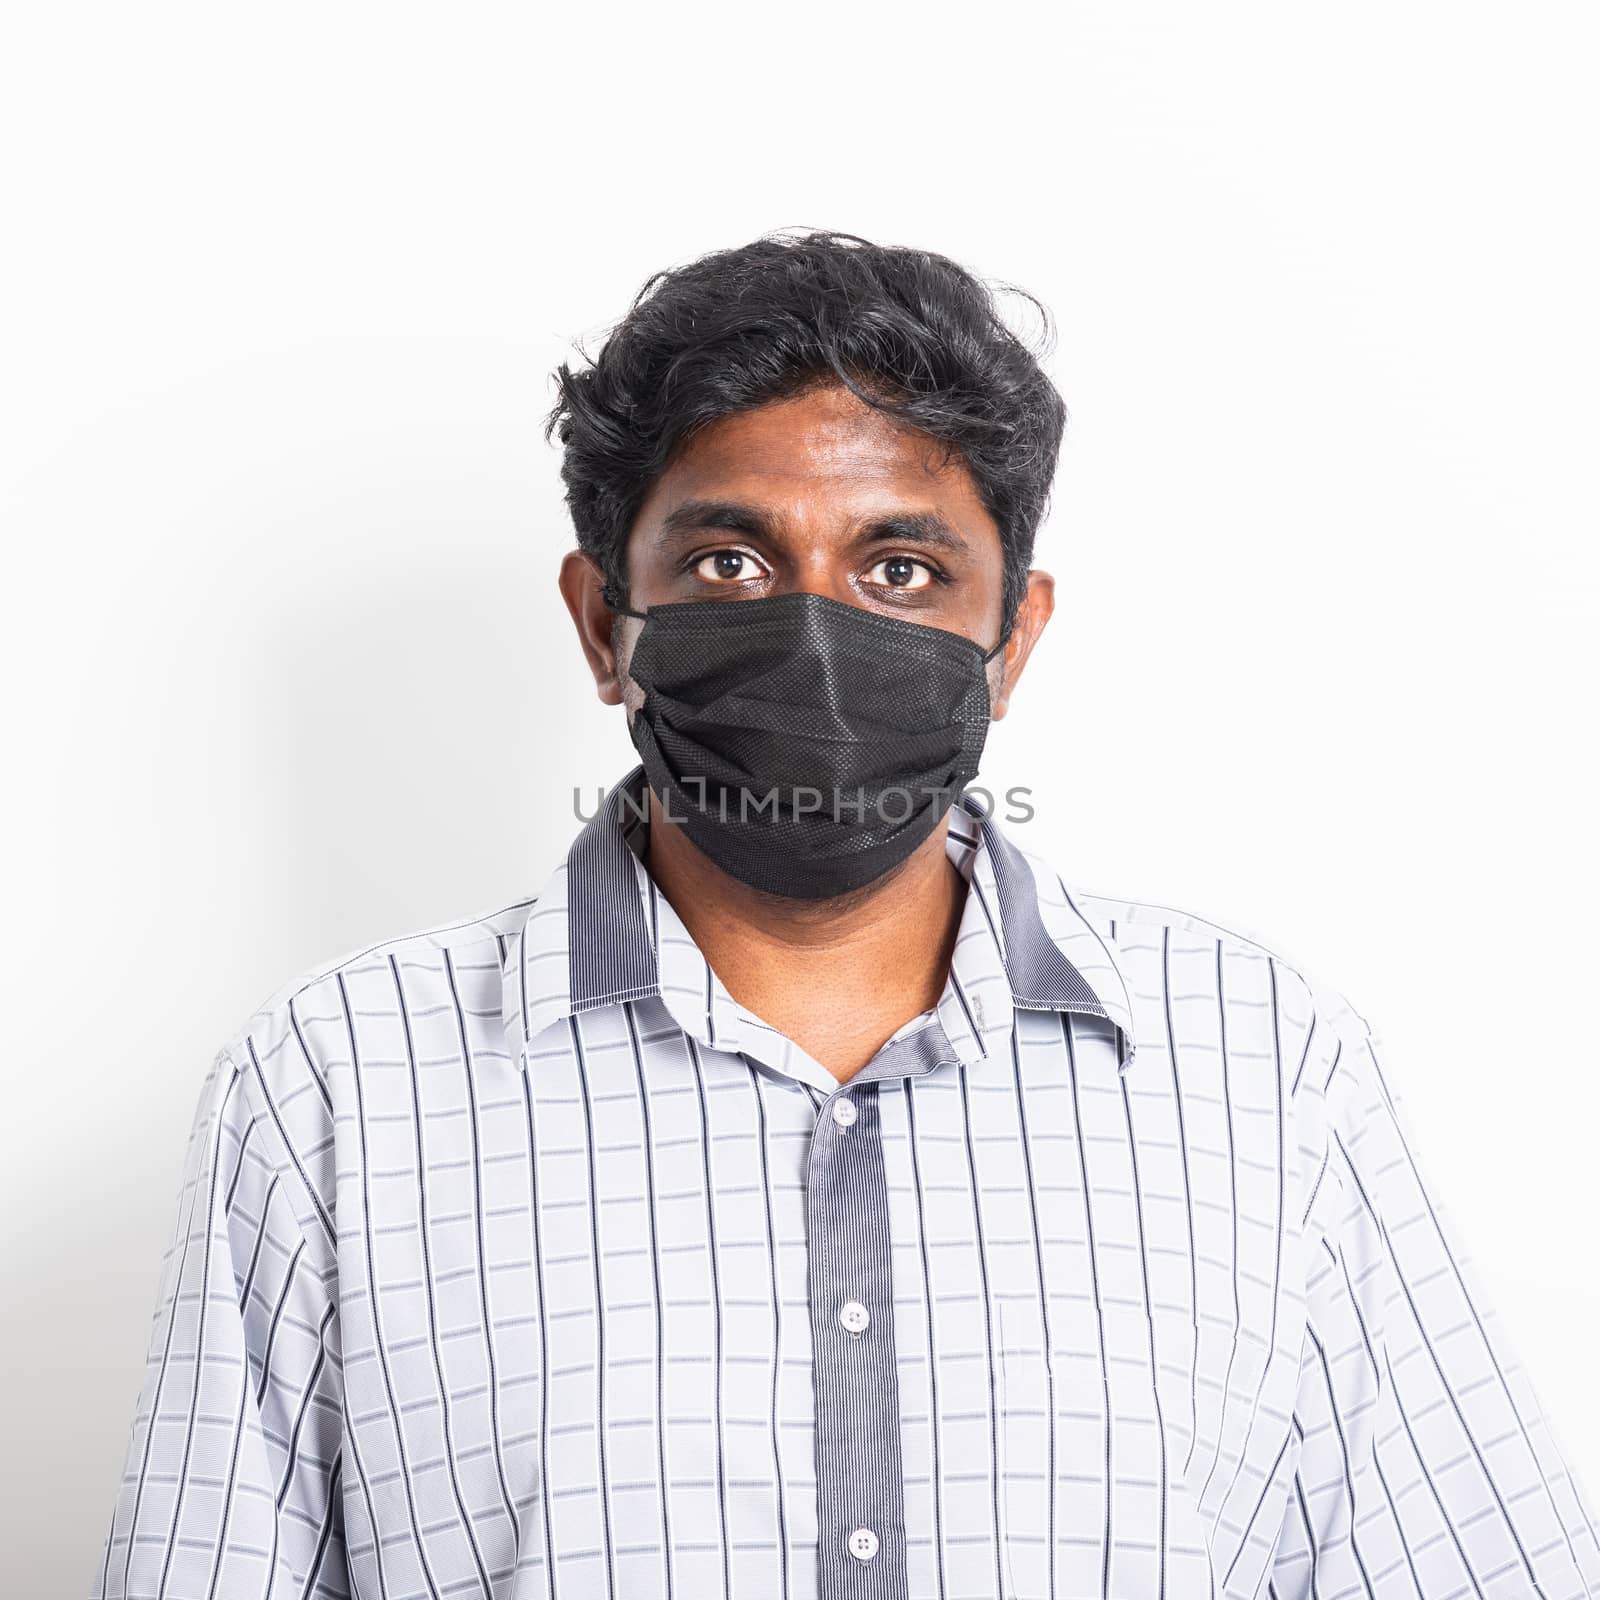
[90,1043,347,1600]
[1271,1007,1600,1597]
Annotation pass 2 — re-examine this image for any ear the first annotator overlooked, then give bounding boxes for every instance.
[989,569,1055,720]
[559,549,626,706]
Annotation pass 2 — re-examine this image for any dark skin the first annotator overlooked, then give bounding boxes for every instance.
[560,382,1055,1084]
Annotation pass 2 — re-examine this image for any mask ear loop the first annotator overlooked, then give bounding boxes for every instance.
[980,624,1012,665]
[979,593,1021,664]
[601,579,648,622]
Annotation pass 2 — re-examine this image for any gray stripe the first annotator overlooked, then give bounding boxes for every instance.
[811,1019,960,1599]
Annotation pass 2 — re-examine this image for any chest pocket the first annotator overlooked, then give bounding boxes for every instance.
[995,1302,1055,1600]
[996,1298,1286,1600]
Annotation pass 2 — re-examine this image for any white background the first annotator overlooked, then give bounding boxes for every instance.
[2,3,1596,1591]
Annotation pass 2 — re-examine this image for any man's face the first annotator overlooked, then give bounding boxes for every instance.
[562,382,1054,718]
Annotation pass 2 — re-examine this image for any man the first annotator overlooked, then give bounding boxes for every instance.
[93,231,1597,1600]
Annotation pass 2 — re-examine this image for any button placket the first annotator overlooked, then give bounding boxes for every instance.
[808,1078,906,1591]
[806,1028,963,1594]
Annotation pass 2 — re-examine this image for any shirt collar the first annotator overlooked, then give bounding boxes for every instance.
[501,764,1138,1080]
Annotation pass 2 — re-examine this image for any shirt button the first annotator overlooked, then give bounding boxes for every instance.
[839,1299,870,1334]
[831,1097,858,1128]
[848,1526,879,1562]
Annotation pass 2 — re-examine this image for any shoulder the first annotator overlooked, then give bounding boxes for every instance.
[194,891,539,1252]
[1012,842,1380,1113]
[219,891,538,1093]
[1075,883,1374,1047]
[1058,878,1386,1231]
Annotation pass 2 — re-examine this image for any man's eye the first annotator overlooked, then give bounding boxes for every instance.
[866,556,934,590]
[692,550,765,583]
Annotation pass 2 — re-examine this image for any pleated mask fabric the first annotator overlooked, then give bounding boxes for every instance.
[613,589,1002,898]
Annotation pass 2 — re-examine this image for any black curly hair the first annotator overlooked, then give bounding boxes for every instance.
[543,228,1068,640]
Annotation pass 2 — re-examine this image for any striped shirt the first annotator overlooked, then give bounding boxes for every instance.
[94,762,1600,1599]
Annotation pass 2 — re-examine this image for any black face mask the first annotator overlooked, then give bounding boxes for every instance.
[609,588,1005,900]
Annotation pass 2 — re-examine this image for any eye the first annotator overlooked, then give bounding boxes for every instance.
[692,549,767,584]
[866,555,936,590]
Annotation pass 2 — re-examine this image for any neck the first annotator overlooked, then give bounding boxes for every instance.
[642,792,969,1084]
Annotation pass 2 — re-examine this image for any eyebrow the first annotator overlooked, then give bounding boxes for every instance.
[654,498,972,555]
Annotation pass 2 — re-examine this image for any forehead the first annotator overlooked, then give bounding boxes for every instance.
[634,383,994,526]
